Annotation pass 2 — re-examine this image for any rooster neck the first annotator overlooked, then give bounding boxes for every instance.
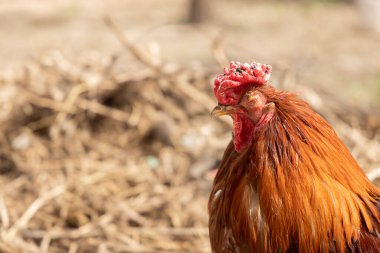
[250,88,380,252]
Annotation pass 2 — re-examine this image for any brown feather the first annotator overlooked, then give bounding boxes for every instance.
[209,85,380,253]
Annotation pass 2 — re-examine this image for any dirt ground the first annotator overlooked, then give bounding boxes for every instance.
[0,1,379,252]
[1,0,380,102]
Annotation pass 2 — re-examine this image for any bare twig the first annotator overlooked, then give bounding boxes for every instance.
[76,97,131,124]
[0,195,10,229]
[211,31,229,69]
[104,17,162,73]
[366,168,380,182]
[5,185,65,238]
[23,224,101,240]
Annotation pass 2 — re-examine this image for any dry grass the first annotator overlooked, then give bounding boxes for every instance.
[0,18,379,253]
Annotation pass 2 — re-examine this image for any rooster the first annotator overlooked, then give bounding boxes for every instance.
[209,61,380,253]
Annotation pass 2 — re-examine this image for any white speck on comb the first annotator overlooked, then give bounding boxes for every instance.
[264,72,271,82]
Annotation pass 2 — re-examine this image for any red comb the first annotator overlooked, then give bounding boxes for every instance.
[214,61,272,105]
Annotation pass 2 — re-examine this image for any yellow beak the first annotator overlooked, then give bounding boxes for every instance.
[211,105,235,117]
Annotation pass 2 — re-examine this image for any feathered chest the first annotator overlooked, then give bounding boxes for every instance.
[208,116,380,253]
[208,143,265,252]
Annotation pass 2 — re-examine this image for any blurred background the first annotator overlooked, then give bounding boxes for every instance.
[0,0,379,252]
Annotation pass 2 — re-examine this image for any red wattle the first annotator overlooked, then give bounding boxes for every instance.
[233,113,255,152]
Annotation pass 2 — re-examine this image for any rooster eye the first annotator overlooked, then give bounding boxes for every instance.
[244,90,264,103]
[248,95,257,102]
[246,93,258,102]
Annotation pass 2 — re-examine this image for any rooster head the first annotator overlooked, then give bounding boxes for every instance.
[212,61,275,152]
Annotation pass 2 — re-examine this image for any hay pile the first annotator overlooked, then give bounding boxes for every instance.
[0,21,379,253]
[0,49,223,252]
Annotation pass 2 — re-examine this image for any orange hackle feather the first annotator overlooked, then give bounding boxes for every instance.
[209,84,380,252]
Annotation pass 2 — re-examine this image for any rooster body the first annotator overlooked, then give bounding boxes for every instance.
[209,62,380,253]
